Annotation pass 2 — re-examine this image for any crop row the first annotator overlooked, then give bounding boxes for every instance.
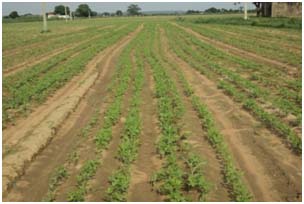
[147,24,210,201]
[66,31,139,202]
[41,28,139,202]
[3,24,120,70]
[217,81,301,152]
[3,20,113,51]
[170,23,301,115]
[168,25,301,117]
[105,39,145,201]
[4,24,126,88]
[201,24,301,48]
[165,24,301,152]
[2,23,139,128]
[178,22,301,67]
[174,23,301,107]
[156,25,251,201]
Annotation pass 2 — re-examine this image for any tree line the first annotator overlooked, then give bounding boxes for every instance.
[4,4,142,19]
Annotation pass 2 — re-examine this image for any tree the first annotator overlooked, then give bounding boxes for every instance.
[186,10,201,15]
[91,11,97,17]
[221,8,228,13]
[54,5,70,15]
[9,11,19,19]
[204,7,220,14]
[116,10,123,16]
[75,4,92,17]
[127,4,141,16]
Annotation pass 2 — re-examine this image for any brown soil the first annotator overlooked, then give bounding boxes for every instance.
[3,25,117,77]
[172,23,299,73]
[161,26,302,202]
[127,62,162,202]
[2,25,143,198]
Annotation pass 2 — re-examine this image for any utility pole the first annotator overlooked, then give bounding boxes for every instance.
[42,2,48,32]
[65,5,68,22]
[88,10,91,19]
[244,2,248,20]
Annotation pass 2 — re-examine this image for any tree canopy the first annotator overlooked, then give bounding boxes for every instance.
[54,5,70,15]
[204,7,219,14]
[9,11,19,19]
[75,4,93,17]
[116,10,123,16]
[186,10,201,14]
[127,4,141,16]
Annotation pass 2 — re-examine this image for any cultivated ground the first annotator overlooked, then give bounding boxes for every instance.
[2,15,302,202]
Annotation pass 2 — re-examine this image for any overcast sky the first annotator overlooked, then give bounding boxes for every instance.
[2,2,255,15]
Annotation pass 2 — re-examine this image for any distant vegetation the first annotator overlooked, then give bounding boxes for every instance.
[75,4,97,17]
[199,16,302,29]
[8,11,19,18]
[127,4,142,16]
[178,16,302,29]
[186,7,256,15]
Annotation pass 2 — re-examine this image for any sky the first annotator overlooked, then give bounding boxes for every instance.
[2,2,255,16]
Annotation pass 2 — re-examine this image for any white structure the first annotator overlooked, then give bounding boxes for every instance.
[47,12,70,19]
[57,15,70,19]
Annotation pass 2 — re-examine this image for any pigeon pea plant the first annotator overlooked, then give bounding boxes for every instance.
[67,160,100,202]
[147,24,210,202]
[218,81,301,152]
[42,166,68,202]
[165,23,301,153]
[2,23,140,128]
[105,31,145,201]
[157,27,252,201]
[169,24,300,120]
[65,26,141,202]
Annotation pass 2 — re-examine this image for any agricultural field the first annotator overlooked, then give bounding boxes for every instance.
[2,15,302,202]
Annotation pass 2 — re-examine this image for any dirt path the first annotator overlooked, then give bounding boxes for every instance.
[171,22,299,73]
[2,25,143,197]
[3,25,117,77]
[161,27,301,201]
[127,62,162,201]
